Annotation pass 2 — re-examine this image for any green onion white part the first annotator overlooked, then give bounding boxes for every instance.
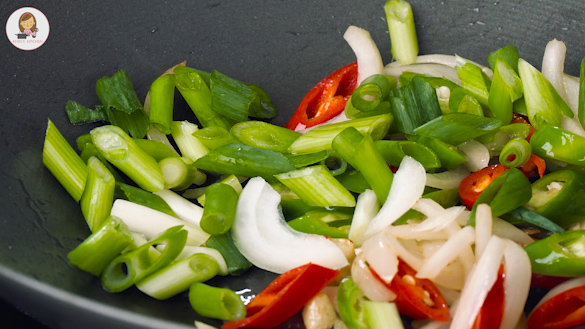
[153,189,204,228]
[171,121,209,162]
[343,25,384,84]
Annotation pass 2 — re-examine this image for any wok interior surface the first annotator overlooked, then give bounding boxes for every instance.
[1,0,585,328]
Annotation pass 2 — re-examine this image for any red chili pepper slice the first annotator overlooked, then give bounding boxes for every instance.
[459,164,509,209]
[511,112,536,141]
[221,263,339,329]
[285,62,358,131]
[472,264,505,329]
[371,259,450,322]
[519,154,546,178]
[527,283,585,329]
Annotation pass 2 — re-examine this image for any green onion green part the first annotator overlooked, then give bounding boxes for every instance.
[65,100,108,125]
[148,74,176,135]
[115,182,176,217]
[200,183,239,236]
[193,126,238,150]
[101,226,188,293]
[91,125,164,192]
[231,121,301,153]
[43,119,88,202]
[413,112,503,146]
[171,121,209,162]
[159,157,200,191]
[133,138,179,161]
[136,253,219,300]
[275,165,356,207]
[384,0,418,65]
[499,139,531,168]
[364,301,405,329]
[456,62,491,107]
[205,233,252,276]
[189,282,246,321]
[80,157,116,232]
[68,217,133,276]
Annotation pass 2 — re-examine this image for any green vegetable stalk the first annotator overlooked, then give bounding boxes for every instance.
[80,157,116,231]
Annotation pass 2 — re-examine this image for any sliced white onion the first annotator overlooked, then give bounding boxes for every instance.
[416,226,475,280]
[194,320,218,329]
[533,276,585,310]
[231,177,348,274]
[386,54,493,79]
[381,229,425,271]
[110,199,210,246]
[474,204,493,261]
[458,140,490,172]
[366,156,426,236]
[348,189,380,247]
[443,222,475,277]
[500,240,532,329]
[351,253,396,302]
[383,63,461,85]
[414,206,465,232]
[387,224,449,240]
[153,189,204,228]
[541,39,568,102]
[411,198,444,217]
[492,217,534,246]
[343,25,384,85]
[362,232,398,284]
[450,235,506,329]
[425,166,470,190]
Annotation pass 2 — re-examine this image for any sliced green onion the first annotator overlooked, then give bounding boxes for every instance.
[375,140,441,170]
[194,143,295,180]
[133,138,179,161]
[136,253,219,300]
[80,157,115,231]
[173,66,232,130]
[406,134,467,170]
[200,183,239,236]
[104,105,151,139]
[499,123,531,141]
[96,70,149,138]
[413,113,503,146]
[68,217,132,276]
[231,121,301,153]
[148,74,176,134]
[457,94,484,117]
[389,77,442,133]
[65,100,108,125]
[171,121,209,162]
[101,226,187,292]
[247,84,278,119]
[507,207,564,234]
[189,283,246,321]
[322,156,348,176]
[205,233,252,276]
[153,189,204,229]
[159,157,200,190]
[336,170,370,194]
[332,128,394,203]
[289,114,393,154]
[91,125,164,192]
[192,126,238,150]
[286,150,330,168]
[275,165,356,207]
[95,70,143,114]
[499,139,531,168]
[210,70,256,122]
[42,119,88,202]
[346,75,396,118]
[513,97,528,116]
[79,143,125,183]
[287,209,352,239]
[398,71,460,90]
[197,175,244,207]
[456,62,491,107]
[487,45,520,74]
[364,301,405,329]
[115,182,176,217]
[489,58,523,124]
[518,58,573,129]
[384,0,418,65]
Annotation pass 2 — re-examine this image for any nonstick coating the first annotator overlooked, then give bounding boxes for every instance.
[1,1,585,328]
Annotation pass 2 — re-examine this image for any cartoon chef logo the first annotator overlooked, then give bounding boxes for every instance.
[5,7,49,51]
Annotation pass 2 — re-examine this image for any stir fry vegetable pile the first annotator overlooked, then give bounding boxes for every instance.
[42,0,585,328]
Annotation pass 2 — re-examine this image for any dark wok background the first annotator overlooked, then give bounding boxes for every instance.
[1,0,585,328]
